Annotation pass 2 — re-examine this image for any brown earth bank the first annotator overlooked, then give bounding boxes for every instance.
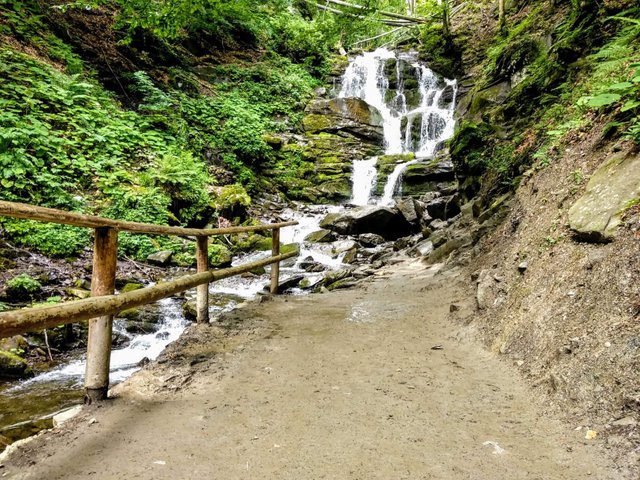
[0,260,632,479]
[468,132,640,474]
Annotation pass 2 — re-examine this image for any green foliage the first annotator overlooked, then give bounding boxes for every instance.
[269,15,330,75]
[449,122,495,175]
[6,273,42,298]
[150,151,210,224]
[0,49,174,208]
[575,10,640,142]
[211,184,252,219]
[1,219,90,257]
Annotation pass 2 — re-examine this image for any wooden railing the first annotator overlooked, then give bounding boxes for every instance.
[0,201,298,402]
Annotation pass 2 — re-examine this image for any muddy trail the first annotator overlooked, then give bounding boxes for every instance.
[1,260,620,479]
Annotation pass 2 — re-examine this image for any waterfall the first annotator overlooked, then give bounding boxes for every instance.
[339,48,457,205]
[351,157,378,206]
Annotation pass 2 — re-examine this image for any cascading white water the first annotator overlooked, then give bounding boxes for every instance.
[339,48,457,205]
[351,157,378,206]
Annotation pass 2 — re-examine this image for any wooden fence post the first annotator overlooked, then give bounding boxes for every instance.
[196,236,209,323]
[84,227,118,403]
[270,228,280,294]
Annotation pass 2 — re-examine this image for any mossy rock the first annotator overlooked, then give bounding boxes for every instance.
[0,350,33,379]
[66,287,91,299]
[280,243,299,255]
[302,114,333,133]
[317,179,352,201]
[232,233,267,252]
[209,244,233,268]
[121,282,143,293]
[377,153,415,166]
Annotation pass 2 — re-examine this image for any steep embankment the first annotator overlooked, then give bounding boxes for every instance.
[438,1,640,472]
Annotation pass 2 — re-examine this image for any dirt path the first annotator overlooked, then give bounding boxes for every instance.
[2,261,621,479]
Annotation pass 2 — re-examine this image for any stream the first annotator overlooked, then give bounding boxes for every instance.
[0,47,457,446]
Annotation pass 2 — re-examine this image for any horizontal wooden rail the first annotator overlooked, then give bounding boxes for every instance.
[0,199,298,401]
[0,201,296,237]
[0,250,298,340]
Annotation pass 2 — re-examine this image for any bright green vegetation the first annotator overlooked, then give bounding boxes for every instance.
[0,0,638,260]
[5,274,42,298]
[449,2,639,201]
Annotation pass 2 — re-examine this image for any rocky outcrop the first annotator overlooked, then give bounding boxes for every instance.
[568,152,640,242]
[320,205,414,240]
[303,97,384,143]
[401,157,457,197]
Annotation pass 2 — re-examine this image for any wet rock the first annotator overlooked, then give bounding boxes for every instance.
[304,229,336,243]
[147,250,173,266]
[401,159,456,197]
[333,239,358,255]
[568,152,640,242]
[299,256,326,273]
[303,98,384,143]
[320,205,413,240]
[357,233,386,247]
[278,275,305,292]
[342,248,358,264]
[117,304,162,324]
[322,268,353,287]
[124,321,159,335]
[299,274,324,290]
[0,350,33,379]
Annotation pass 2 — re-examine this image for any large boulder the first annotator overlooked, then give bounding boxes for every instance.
[395,197,423,225]
[568,152,640,242]
[320,206,413,240]
[425,194,461,220]
[303,98,384,144]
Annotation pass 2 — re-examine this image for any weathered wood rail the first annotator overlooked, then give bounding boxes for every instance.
[0,201,298,402]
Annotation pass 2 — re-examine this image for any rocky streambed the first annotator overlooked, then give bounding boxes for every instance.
[0,47,505,451]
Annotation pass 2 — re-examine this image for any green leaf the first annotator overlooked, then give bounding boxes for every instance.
[1,178,14,188]
[585,94,622,107]
[621,100,640,112]
[607,82,633,91]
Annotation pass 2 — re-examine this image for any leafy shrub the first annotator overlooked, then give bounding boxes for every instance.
[575,11,640,142]
[6,273,42,298]
[1,219,90,257]
[269,14,329,75]
[151,150,211,225]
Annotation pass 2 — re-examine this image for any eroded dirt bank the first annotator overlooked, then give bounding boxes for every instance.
[1,260,624,479]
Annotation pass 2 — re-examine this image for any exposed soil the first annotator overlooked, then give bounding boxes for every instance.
[1,260,626,479]
[469,131,640,475]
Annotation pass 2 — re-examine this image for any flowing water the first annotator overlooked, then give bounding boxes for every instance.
[340,48,457,205]
[1,48,457,445]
